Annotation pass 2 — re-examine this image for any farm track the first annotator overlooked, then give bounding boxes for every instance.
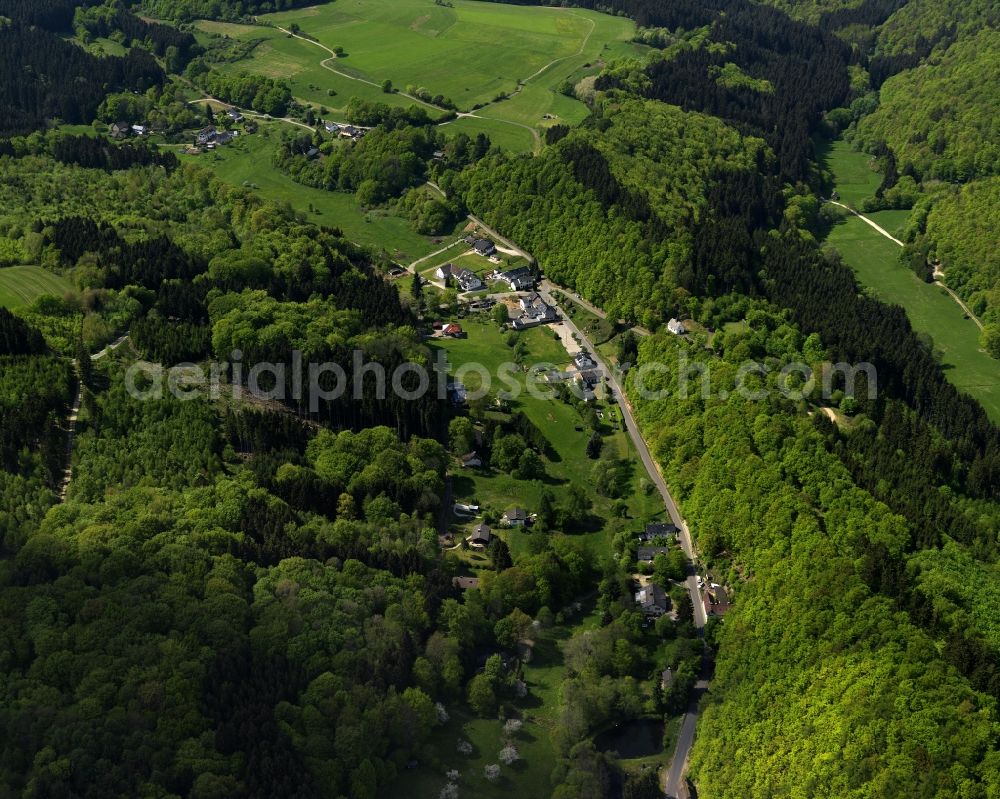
[59,335,130,501]
[829,200,985,331]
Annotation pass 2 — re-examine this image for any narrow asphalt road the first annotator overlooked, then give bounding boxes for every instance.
[539,283,708,797]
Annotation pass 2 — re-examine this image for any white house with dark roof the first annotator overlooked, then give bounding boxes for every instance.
[635,584,669,616]
[473,238,496,256]
[501,508,528,527]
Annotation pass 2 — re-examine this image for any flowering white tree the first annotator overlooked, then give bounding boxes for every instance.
[439,782,459,799]
[503,719,523,736]
[499,745,519,765]
[484,764,501,782]
[445,769,460,781]
[436,702,450,724]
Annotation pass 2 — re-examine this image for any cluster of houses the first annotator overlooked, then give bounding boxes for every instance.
[512,292,556,330]
[436,263,484,292]
[462,506,531,550]
[543,351,601,402]
[323,121,368,141]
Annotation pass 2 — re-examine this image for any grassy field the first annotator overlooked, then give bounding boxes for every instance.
[199,0,646,152]
[816,138,880,207]
[177,123,463,260]
[0,266,73,309]
[826,214,1000,420]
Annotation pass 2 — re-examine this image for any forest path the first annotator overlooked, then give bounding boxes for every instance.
[60,335,130,501]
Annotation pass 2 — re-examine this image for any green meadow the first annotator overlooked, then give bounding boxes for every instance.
[432,316,665,558]
[178,124,463,260]
[199,0,646,152]
[825,213,1000,421]
[0,266,73,309]
[817,137,880,207]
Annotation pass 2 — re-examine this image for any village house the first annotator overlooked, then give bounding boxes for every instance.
[473,238,497,257]
[512,293,556,329]
[573,351,598,371]
[637,546,671,563]
[575,370,600,388]
[640,522,680,542]
[109,122,129,139]
[497,265,536,291]
[635,583,670,616]
[467,523,492,550]
[131,124,147,136]
[324,121,340,134]
[436,263,484,292]
[243,121,258,134]
[544,369,573,384]
[703,584,730,616]
[442,323,464,339]
[447,380,467,405]
[667,318,686,336]
[227,109,243,123]
[197,126,218,146]
[501,508,528,527]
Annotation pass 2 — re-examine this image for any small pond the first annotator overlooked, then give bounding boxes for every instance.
[594,718,664,759]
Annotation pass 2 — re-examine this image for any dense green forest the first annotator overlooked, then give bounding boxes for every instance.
[919,177,1000,354]
[0,0,998,796]
[856,29,1000,181]
[629,309,1000,798]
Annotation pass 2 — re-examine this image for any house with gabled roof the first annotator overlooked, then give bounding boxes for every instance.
[501,508,528,527]
[467,523,492,549]
[635,583,670,616]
